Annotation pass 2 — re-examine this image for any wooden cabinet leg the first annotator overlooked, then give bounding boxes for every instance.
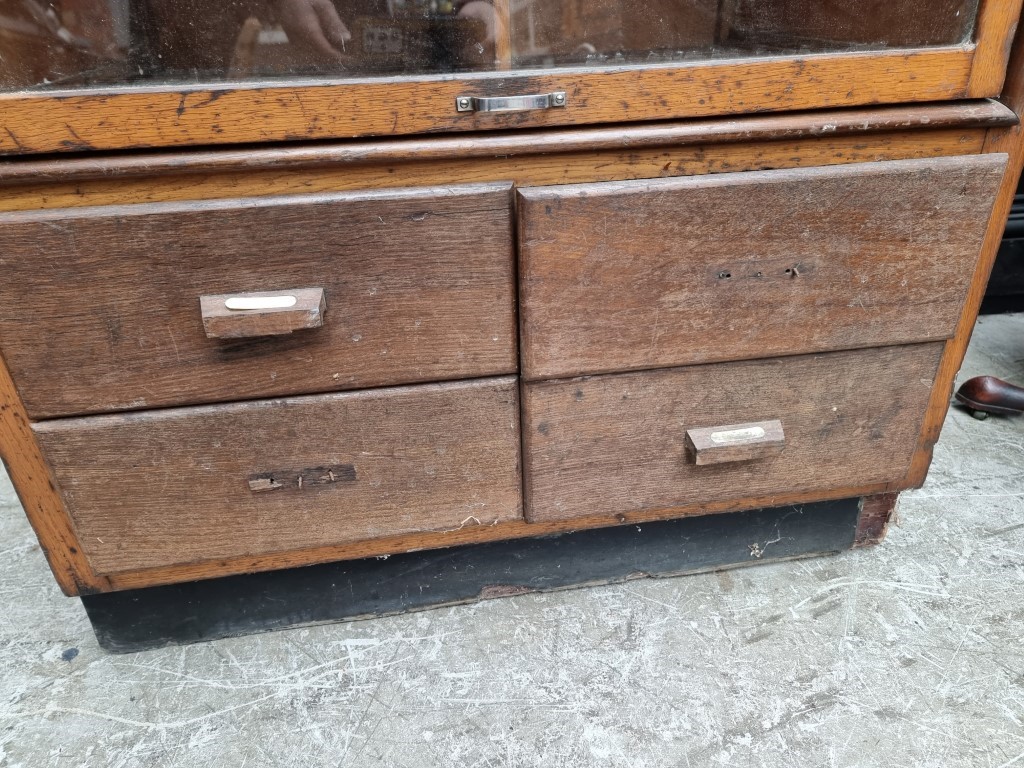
[855,493,900,548]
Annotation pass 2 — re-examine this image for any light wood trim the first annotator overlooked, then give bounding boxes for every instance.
[0,47,975,155]
[967,0,1024,96]
[0,349,105,595]
[0,130,990,213]
[905,21,1024,487]
[100,481,899,591]
[0,101,1012,187]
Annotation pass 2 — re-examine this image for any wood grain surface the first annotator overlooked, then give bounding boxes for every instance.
[33,377,522,574]
[906,19,1024,486]
[0,47,977,155]
[968,0,1024,95]
[522,344,944,523]
[0,130,992,214]
[98,481,900,592]
[0,183,516,418]
[518,154,1006,380]
[0,101,1012,188]
[0,348,103,595]
[854,493,900,547]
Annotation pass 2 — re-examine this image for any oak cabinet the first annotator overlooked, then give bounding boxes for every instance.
[0,0,1022,612]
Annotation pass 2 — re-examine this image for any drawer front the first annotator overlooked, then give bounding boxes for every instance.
[522,344,942,523]
[33,377,522,574]
[518,155,1005,380]
[0,183,516,418]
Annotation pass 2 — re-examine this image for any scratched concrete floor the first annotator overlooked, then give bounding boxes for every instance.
[2,315,1024,767]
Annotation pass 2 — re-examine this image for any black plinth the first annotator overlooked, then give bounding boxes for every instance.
[82,498,861,653]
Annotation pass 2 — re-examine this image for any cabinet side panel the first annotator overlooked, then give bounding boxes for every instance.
[0,349,100,595]
[906,18,1024,485]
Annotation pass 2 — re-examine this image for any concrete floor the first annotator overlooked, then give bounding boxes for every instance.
[1,316,1023,768]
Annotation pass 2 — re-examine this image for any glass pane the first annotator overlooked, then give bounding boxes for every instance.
[0,0,980,91]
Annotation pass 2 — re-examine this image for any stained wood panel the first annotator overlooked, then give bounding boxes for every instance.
[522,344,944,523]
[0,183,516,418]
[518,155,1006,380]
[33,377,523,574]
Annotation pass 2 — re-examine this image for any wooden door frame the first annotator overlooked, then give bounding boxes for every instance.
[0,0,1019,155]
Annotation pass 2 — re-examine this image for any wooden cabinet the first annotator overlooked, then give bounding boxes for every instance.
[0,0,1023,609]
[0,182,517,416]
[518,155,1006,379]
[522,344,942,522]
[34,377,523,572]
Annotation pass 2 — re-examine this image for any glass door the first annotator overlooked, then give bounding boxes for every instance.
[0,0,1015,153]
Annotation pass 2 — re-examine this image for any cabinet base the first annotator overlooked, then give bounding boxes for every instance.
[82,497,870,653]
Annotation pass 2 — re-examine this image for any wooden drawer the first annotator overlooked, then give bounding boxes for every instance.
[522,344,942,523]
[0,182,516,418]
[33,377,522,574]
[518,155,1006,380]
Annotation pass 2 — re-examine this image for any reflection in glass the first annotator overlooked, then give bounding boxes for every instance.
[0,0,980,90]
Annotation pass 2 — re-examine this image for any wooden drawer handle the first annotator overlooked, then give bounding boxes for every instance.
[685,419,785,466]
[200,287,326,339]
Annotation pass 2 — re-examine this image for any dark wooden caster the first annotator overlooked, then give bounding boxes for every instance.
[955,375,1024,418]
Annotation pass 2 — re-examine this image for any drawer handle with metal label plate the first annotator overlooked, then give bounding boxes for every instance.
[456,92,567,113]
[200,287,326,339]
[685,419,785,466]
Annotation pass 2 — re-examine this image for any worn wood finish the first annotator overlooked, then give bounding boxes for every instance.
[98,481,898,592]
[905,20,1024,487]
[0,101,1012,187]
[685,420,786,467]
[968,0,1024,95]
[518,155,1006,381]
[33,377,523,575]
[0,348,103,595]
[0,130,992,214]
[521,344,943,523]
[0,47,977,155]
[854,493,900,547]
[200,287,327,339]
[0,183,516,418]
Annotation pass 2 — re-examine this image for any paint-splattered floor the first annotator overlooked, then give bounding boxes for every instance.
[2,314,1023,767]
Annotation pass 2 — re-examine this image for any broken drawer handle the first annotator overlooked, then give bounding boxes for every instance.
[200,287,326,339]
[685,419,785,466]
[456,91,567,113]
